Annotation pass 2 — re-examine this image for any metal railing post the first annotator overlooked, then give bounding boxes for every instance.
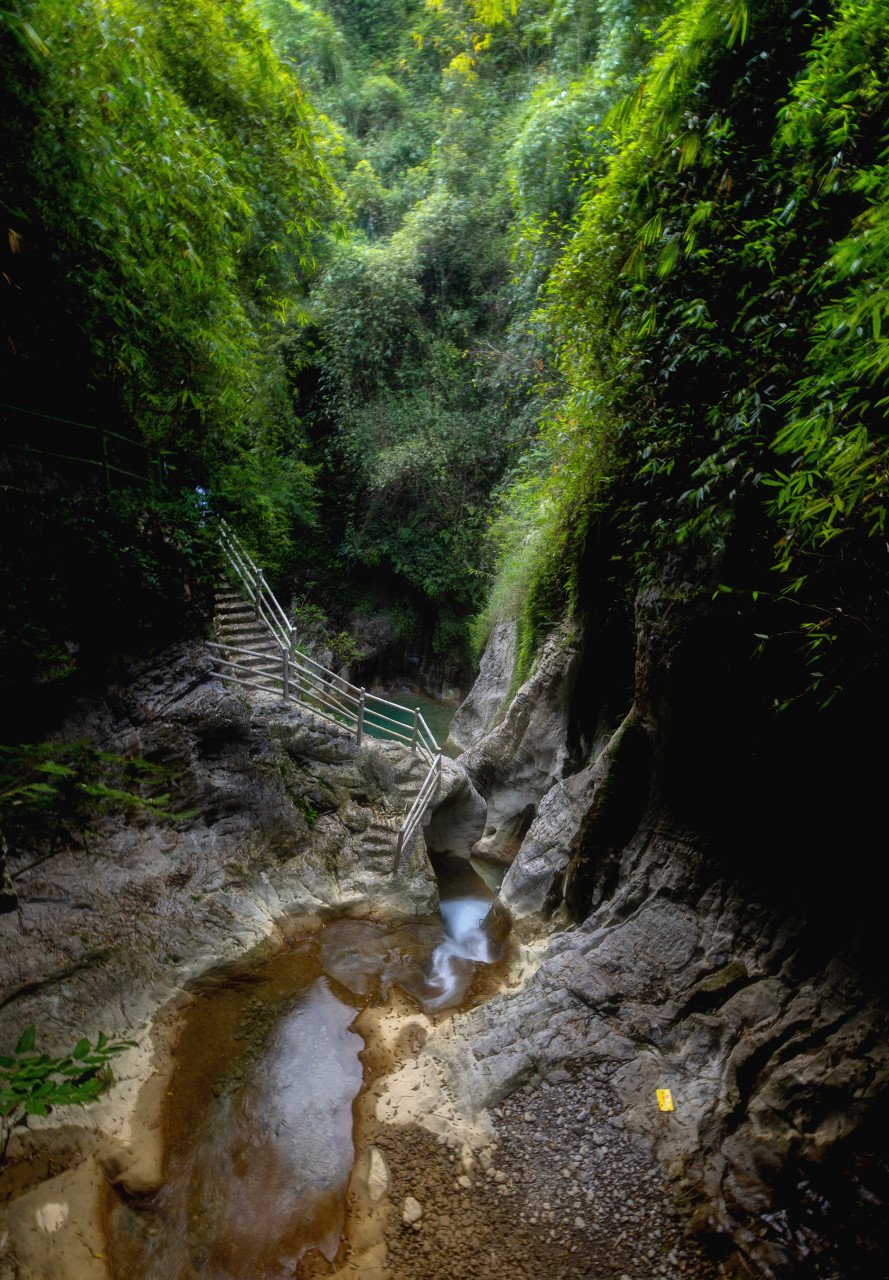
[282,645,290,703]
[254,571,263,620]
[357,688,366,748]
[289,628,298,703]
[436,752,442,795]
[411,706,420,755]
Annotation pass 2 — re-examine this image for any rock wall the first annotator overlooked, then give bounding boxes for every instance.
[445,619,517,754]
[419,820,889,1277]
[445,563,889,1277]
[459,625,579,865]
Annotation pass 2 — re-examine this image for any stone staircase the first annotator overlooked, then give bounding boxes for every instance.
[211,532,444,873]
[361,750,429,872]
[213,581,282,699]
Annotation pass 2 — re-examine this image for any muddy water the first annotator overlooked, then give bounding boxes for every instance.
[106,859,508,1279]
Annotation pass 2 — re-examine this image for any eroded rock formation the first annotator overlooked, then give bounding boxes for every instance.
[435,566,889,1277]
[460,625,579,865]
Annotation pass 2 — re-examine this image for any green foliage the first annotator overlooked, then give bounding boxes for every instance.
[288,594,361,668]
[312,238,425,400]
[9,0,884,713]
[766,0,889,563]
[0,1027,133,1163]
[0,741,193,861]
[294,794,319,826]
[342,159,391,236]
[291,0,593,645]
[329,390,507,610]
[1,0,338,584]
[482,0,889,701]
[252,0,348,86]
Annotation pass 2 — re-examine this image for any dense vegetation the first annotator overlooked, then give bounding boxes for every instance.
[2,0,887,712]
[494,0,889,709]
[0,0,336,708]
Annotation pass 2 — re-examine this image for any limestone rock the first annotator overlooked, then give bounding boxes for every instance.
[500,765,594,917]
[408,831,889,1279]
[446,619,517,753]
[366,1147,390,1203]
[0,641,439,1147]
[423,757,487,855]
[461,626,579,865]
[502,707,650,918]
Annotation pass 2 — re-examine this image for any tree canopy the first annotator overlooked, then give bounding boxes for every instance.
[2,0,887,709]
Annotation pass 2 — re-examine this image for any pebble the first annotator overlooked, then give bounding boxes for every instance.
[402,1196,422,1224]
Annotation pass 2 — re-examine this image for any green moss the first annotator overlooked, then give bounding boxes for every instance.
[295,795,320,827]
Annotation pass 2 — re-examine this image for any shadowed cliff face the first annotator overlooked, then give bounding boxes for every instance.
[444,558,889,1278]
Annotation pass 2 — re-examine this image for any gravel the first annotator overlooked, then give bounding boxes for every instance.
[377,1064,719,1280]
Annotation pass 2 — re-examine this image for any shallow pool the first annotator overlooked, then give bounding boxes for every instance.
[106,864,509,1279]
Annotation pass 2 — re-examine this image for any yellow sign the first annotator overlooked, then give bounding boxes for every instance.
[656,1088,675,1112]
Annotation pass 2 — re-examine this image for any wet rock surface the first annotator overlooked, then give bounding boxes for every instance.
[0,642,443,1278]
[446,563,889,1280]
[0,643,438,1042]
[423,758,487,856]
[380,1065,715,1280]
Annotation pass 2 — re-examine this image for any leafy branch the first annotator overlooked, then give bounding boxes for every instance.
[0,741,195,879]
[0,1026,134,1165]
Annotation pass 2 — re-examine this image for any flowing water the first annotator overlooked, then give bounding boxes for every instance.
[106,857,508,1279]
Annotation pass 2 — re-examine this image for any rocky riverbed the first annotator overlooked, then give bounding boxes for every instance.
[380,1065,716,1280]
[0,644,444,1280]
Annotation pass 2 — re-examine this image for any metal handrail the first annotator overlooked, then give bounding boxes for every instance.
[394,753,443,874]
[212,521,445,868]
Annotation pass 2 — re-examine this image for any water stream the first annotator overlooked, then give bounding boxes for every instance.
[106,857,508,1279]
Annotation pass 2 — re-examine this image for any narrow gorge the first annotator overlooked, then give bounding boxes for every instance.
[2,0,888,1276]
[2,545,887,1278]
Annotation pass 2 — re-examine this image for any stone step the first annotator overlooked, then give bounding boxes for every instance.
[217,637,278,653]
[215,645,279,660]
[219,617,272,630]
[217,637,277,649]
[216,662,279,675]
[366,827,397,841]
[217,630,276,644]
[214,601,253,616]
[222,657,281,669]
